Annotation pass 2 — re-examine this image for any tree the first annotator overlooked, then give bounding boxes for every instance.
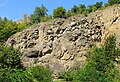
[53,6,66,18]
[0,66,52,82]
[30,5,48,24]
[66,10,72,18]
[34,5,48,17]
[22,14,28,25]
[104,2,110,7]
[40,15,52,22]
[73,35,120,82]
[79,4,87,14]
[71,5,79,14]
[108,0,120,5]
[88,5,97,13]
[3,17,8,23]
[41,4,48,17]
[60,35,120,82]
[95,2,103,9]
[0,43,22,69]
[30,14,40,24]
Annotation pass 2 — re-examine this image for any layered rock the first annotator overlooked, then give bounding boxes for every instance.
[6,5,120,78]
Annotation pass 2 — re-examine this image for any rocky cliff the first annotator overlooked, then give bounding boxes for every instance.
[6,5,120,78]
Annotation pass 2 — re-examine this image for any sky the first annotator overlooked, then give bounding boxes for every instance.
[0,0,108,20]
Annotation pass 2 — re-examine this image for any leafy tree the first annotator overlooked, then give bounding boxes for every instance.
[71,5,79,14]
[0,68,33,82]
[0,19,23,42]
[30,5,48,24]
[40,4,48,17]
[40,15,52,22]
[88,5,97,13]
[0,16,29,42]
[95,2,103,9]
[73,35,120,82]
[66,10,72,18]
[34,6,47,17]
[0,43,22,69]
[3,17,8,23]
[104,2,110,7]
[79,4,87,14]
[30,14,40,24]
[29,66,52,82]
[108,0,120,5]
[53,6,66,18]
[60,35,120,82]
[0,66,52,82]
[22,14,28,26]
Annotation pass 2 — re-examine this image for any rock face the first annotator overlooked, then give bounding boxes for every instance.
[6,5,120,78]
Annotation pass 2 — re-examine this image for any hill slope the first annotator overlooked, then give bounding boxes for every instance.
[6,5,120,78]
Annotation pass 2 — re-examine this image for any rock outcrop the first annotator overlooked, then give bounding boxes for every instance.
[6,5,120,78]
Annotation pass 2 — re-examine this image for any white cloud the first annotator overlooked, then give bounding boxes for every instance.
[0,0,8,7]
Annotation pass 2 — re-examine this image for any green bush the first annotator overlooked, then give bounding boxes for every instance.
[40,15,52,22]
[0,43,22,69]
[59,69,78,81]
[53,6,66,18]
[0,66,52,82]
[60,35,120,82]
[108,0,120,5]
[0,17,30,42]
[0,68,33,82]
[29,66,52,82]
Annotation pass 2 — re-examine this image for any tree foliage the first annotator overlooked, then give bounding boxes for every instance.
[30,5,48,24]
[53,6,66,18]
[0,43,22,69]
[95,2,103,9]
[66,10,72,18]
[108,0,120,5]
[60,35,120,82]
[0,43,52,82]
[71,5,79,14]
[0,66,52,82]
[79,4,87,14]
[0,18,23,42]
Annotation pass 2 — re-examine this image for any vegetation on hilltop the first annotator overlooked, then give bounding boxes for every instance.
[0,17,31,42]
[0,0,120,82]
[0,0,119,42]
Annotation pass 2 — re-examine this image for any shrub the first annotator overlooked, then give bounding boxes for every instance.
[0,43,22,69]
[0,66,52,82]
[40,15,52,22]
[53,6,66,18]
[59,69,78,81]
[0,68,33,82]
[28,66,52,82]
[108,0,120,5]
[60,35,120,82]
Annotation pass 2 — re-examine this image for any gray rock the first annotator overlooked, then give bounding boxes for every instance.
[7,6,120,79]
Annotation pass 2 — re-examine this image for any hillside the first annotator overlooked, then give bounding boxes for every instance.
[6,5,120,78]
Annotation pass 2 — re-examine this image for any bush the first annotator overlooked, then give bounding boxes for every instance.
[40,15,52,22]
[108,0,120,5]
[60,35,120,82]
[59,69,79,81]
[0,68,33,82]
[0,43,22,69]
[0,66,52,82]
[0,17,30,42]
[29,66,52,82]
[53,6,66,18]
